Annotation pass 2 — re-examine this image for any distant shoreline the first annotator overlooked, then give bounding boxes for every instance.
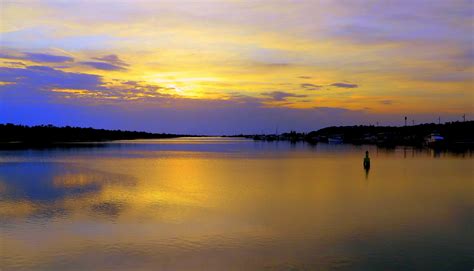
[0,124,197,148]
[229,121,474,150]
[1,122,473,150]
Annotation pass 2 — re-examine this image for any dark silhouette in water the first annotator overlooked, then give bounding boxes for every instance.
[364,151,371,170]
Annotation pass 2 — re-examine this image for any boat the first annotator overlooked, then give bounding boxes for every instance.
[328,136,343,144]
[425,133,444,147]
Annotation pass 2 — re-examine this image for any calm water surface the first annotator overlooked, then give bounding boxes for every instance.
[1,138,473,270]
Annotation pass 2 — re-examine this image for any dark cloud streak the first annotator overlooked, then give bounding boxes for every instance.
[0,52,73,63]
[300,83,321,90]
[330,82,358,88]
[79,61,127,71]
[261,91,307,101]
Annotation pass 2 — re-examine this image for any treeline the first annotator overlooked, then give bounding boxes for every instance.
[0,123,185,144]
[250,121,474,148]
[308,121,474,144]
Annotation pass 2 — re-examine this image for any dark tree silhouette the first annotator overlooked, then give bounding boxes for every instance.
[0,123,188,146]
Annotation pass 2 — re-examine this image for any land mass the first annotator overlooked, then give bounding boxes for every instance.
[0,124,189,147]
[1,121,473,149]
[238,121,474,149]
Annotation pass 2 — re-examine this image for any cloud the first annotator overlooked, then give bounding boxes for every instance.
[79,61,127,71]
[0,52,73,63]
[0,65,102,89]
[298,76,312,79]
[78,54,129,71]
[261,91,307,101]
[0,51,130,72]
[380,100,393,105]
[3,61,26,67]
[300,83,321,90]
[0,52,130,72]
[0,65,173,102]
[0,65,106,105]
[330,82,358,88]
[0,53,19,60]
[225,92,263,105]
[24,53,73,63]
[92,54,129,67]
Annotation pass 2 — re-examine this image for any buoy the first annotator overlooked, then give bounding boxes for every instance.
[364,151,371,169]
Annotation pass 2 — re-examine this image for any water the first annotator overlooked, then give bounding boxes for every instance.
[1,138,473,270]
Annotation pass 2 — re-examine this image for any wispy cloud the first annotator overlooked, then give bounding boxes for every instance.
[0,65,102,89]
[300,83,321,90]
[330,82,358,88]
[23,53,74,63]
[0,52,73,63]
[92,54,129,67]
[79,61,127,71]
[261,91,307,101]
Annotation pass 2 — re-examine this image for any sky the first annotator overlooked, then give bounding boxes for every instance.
[0,0,472,134]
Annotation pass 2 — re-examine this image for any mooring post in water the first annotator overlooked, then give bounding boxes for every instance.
[364,151,371,170]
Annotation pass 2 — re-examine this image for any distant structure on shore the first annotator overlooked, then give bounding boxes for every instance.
[243,121,474,149]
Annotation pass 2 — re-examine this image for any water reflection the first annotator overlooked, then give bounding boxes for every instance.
[0,139,473,270]
[0,162,135,222]
[364,167,370,180]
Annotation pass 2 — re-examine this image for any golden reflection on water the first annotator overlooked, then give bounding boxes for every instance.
[0,140,473,270]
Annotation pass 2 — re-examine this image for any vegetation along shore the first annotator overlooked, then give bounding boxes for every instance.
[1,121,473,150]
[240,121,474,149]
[0,124,189,148]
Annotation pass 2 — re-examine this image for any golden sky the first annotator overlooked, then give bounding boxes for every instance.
[0,0,472,133]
